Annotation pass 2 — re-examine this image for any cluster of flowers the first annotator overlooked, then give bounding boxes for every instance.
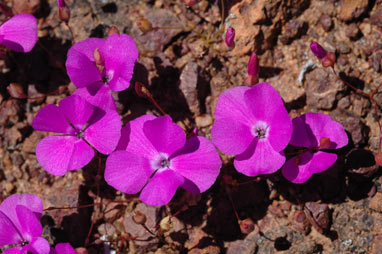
[32,30,348,208]
[0,194,76,254]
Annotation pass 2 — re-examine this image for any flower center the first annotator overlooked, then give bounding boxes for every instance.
[151,153,172,172]
[160,159,170,167]
[76,130,84,139]
[21,241,29,247]
[251,121,269,139]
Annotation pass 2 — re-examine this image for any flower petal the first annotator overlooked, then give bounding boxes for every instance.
[25,237,50,254]
[54,243,76,254]
[0,14,37,52]
[84,109,121,154]
[234,139,285,177]
[140,170,184,206]
[32,105,74,134]
[66,38,104,88]
[105,151,152,194]
[282,151,337,183]
[143,116,186,157]
[214,86,254,126]
[74,85,116,112]
[36,136,93,176]
[3,247,24,254]
[16,205,42,240]
[244,82,292,151]
[58,95,94,130]
[0,194,43,236]
[122,115,157,158]
[290,113,348,149]
[211,117,253,155]
[100,34,138,91]
[171,136,221,193]
[0,211,22,246]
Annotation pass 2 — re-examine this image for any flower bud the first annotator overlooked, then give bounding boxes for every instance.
[247,52,259,77]
[107,25,120,37]
[132,211,147,225]
[224,26,235,49]
[57,0,70,23]
[239,218,255,234]
[135,82,150,98]
[310,41,327,60]
[375,152,382,167]
[319,137,331,149]
[159,216,174,232]
[93,48,103,66]
[243,75,258,87]
[321,52,336,68]
[136,18,152,34]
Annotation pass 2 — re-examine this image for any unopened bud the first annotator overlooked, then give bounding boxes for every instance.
[310,41,327,60]
[319,137,331,149]
[243,75,258,86]
[93,48,103,66]
[57,0,66,8]
[375,152,382,166]
[59,6,70,23]
[136,18,152,34]
[132,211,147,225]
[224,26,235,49]
[247,52,259,77]
[184,0,198,6]
[7,83,26,99]
[321,52,336,68]
[107,25,120,37]
[239,218,255,234]
[135,82,150,98]
[159,216,174,232]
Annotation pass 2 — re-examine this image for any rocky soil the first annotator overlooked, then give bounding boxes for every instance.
[1,0,382,253]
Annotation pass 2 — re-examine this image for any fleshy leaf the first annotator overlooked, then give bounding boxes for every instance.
[0,14,37,52]
[171,136,221,193]
[105,151,152,194]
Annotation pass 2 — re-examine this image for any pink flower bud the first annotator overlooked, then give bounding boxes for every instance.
[57,0,66,8]
[224,26,235,49]
[247,52,259,77]
[310,41,327,60]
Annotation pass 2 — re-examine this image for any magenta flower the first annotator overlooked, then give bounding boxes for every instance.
[0,14,38,52]
[50,243,76,254]
[105,115,222,206]
[282,113,348,183]
[224,26,235,48]
[32,95,121,176]
[211,82,292,177]
[310,41,327,60]
[65,33,138,111]
[0,194,50,254]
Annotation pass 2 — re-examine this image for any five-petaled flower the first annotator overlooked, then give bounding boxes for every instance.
[66,33,138,111]
[211,82,292,177]
[32,95,121,176]
[0,14,38,53]
[105,115,222,206]
[281,112,348,183]
[0,194,50,254]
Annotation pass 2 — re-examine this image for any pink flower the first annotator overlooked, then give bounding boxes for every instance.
[66,34,138,111]
[50,243,76,254]
[211,82,292,176]
[282,113,348,183]
[32,95,121,176]
[105,115,222,206]
[0,194,50,254]
[0,14,38,52]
